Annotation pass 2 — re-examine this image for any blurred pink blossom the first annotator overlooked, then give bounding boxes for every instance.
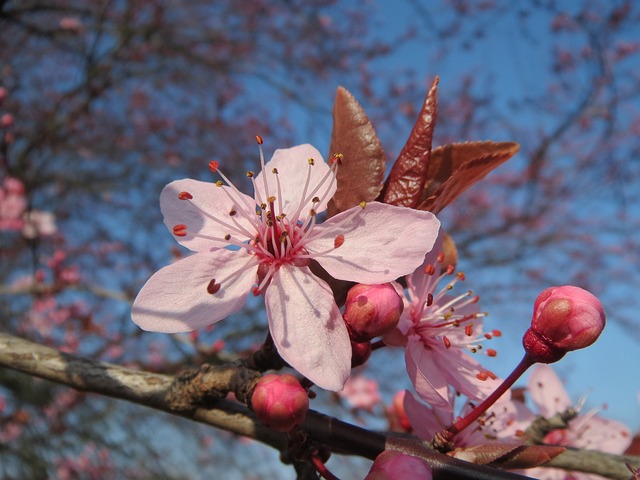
[338,375,381,412]
[521,365,632,480]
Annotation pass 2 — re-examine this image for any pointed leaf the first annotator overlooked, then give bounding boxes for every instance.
[449,443,522,465]
[383,76,439,207]
[327,87,386,217]
[489,445,566,469]
[417,141,520,214]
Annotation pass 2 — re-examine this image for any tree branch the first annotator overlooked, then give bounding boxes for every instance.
[0,332,637,479]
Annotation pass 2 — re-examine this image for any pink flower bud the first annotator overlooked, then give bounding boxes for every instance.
[523,286,605,363]
[343,283,403,342]
[351,340,372,368]
[365,450,432,480]
[251,374,309,432]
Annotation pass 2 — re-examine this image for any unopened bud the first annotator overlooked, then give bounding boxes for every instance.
[365,450,432,480]
[523,286,605,363]
[343,283,403,342]
[351,340,372,368]
[251,374,309,432]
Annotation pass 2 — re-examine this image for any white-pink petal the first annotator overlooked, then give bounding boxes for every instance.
[254,144,335,221]
[527,365,572,418]
[403,390,451,440]
[265,264,351,391]
[161,179,256,252]
[310,202,441,284]
[131,250,257,333]
[406,338,453,411]
[433,344,501,401]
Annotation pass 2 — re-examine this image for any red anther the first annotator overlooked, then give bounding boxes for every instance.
[492,329,502,337]
[443,336,451,349]
[426,293,433,306]
[484,333,493,339]
[516,429,525,437]
[436,252,445,263]
[476,372,489,381]
[424,264,435,276]
[252,286,261,296]
[465,324,473,336]
[486,370,497,380]
[178,191,193,200]
[457,272,466,280]
[255,135,264,145]
[208,160,219,173]
[446,264,455,275]
[334,234,345,248]
[486,349,497,357]
[172,224,187,237]
[207,279,221,294]
[472,295,480,304]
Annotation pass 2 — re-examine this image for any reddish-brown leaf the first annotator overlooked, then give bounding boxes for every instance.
[417,141,520,214]
[449,442,564,469]
[383,77,439,207]
[489,445,566,469]
[327,87,386,218]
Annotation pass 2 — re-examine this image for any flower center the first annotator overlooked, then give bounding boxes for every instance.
[171,138,347,296]
[408,250,498,359]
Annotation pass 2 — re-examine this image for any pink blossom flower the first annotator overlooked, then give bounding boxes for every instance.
[338,375,381,411]
[383,231,499,410]
[521,365,632,480]
[132,143,440,390]
[404,389,534,447]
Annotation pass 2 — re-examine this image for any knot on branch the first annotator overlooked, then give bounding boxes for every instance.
[166,363,262,411]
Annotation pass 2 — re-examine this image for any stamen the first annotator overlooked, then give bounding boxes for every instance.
[424,264,436,275]
[173,224,187,237]
[255,135,264,145]
[334,235,345,248]
[486,349,497,357]
[443,336,451,349]
[207,279,221,294]
[178,192,193,200]
[229,209,237,216]
[492,329,502,337]
[331,153,344,165]
[465,324,473,336]
[426,293,434,306]
[208,160,219,173]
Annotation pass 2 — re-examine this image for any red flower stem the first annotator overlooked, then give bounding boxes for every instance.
[436,354,535,446]
[310,454,340,480]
